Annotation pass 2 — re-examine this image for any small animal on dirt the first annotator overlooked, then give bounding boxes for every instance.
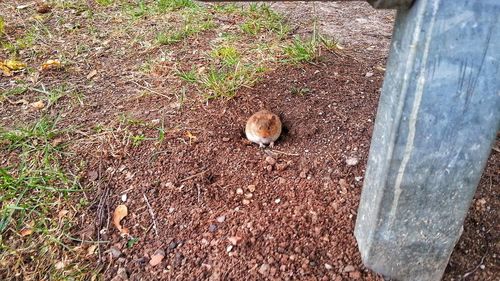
[245,109,282,148]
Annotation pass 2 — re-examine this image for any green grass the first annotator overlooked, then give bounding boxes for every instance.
[157,0,197,12]
[283,31,342,64]
[2,28,36,55]
[156,11,215,45]
[240,4,290,38]
[198,64,257,100]
[0,16,4,35]
[211,45,241,66]
[0,117,90,279]
[176,68,198,83]
[0,86,28,103]
[96,0,114,6]
[283,36,318,64]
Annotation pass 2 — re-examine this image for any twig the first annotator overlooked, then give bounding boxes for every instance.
[462,250,488,279]
[180,169,208,182]
[143,193,159,237]
[267,149,300,156]
[130,81,171,99]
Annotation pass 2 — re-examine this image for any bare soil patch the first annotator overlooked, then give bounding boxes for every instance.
[0,1,497,281]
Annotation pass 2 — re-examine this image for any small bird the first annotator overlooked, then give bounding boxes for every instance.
[245,109,282,148]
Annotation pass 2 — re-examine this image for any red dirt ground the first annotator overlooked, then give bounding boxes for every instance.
[1,1,497,280]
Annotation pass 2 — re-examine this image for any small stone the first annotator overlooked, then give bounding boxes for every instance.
[149,250,165,266]
[324,263,333,270]
[242,199,250,205]
[245,193,253,199]
[227,236,242,245]
[278,177,286,185]
[276,163,287,171]
[226,245,233,252]
[299,170,308,179]
[275,198,281,204]
[55,261,65,270]
[121,194,127,202]
[265,156,276,165]
[365,72,374,77]
[339,179,349,189]
[168,241,178,250]
[109,246,122,258]
[236,188,244,195]
[258,263,270,275]
[216,215,225,223]
[222,137,230,142]
[208,224,218,233]
[168,207,175,213]
[346,157,359,166]
[116,267,128,280]
[88,170,99,181]
[480,264,485,270]
[343,265,355,272]
[355,176,363,182]
[349,271,362,279]
[247,185,256,192]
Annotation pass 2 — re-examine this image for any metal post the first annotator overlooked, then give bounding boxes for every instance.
[354,0,499,280]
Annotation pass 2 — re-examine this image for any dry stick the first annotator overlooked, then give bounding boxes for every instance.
[180,169,208,182]
[130,81,170,99]
[143,193,159,237]
[462,250,488,279]
[267,149,300,157]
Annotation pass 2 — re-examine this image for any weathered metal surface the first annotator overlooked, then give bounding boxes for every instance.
[355,0,500,280]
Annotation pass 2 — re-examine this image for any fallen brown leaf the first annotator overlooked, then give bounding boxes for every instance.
[20,228,33,237]
[58,209,69,218]
[30,100,45,109]
[41,59,61,71]
[36,2,52,13]
[87,245,98,256]
[4,59,26,70]
[52,138,64,147]
[86,70,97,80]
[113,205,129,234]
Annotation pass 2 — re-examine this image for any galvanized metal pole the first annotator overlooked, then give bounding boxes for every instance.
[354,0,500,281]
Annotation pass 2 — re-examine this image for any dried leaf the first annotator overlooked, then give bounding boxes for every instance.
[41,59,61,71]
[0,63,12,76]
[52,138,64,147]
[4,60,27,71]
[36,3,52,13]
[113,205,129,234]
[30,100,45,109]
[20,228,33,237]
[86,70,97,80]
[87,245,98,256]
[58,209,69,218]
[186,131,197,144]
[0,16,4,34]
[55,261,65,270]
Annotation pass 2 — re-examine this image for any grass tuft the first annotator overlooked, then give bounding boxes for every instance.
[0,117,91,279]
[240,4,290,38]
[198,64,257,100]
[156,11,215,45]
